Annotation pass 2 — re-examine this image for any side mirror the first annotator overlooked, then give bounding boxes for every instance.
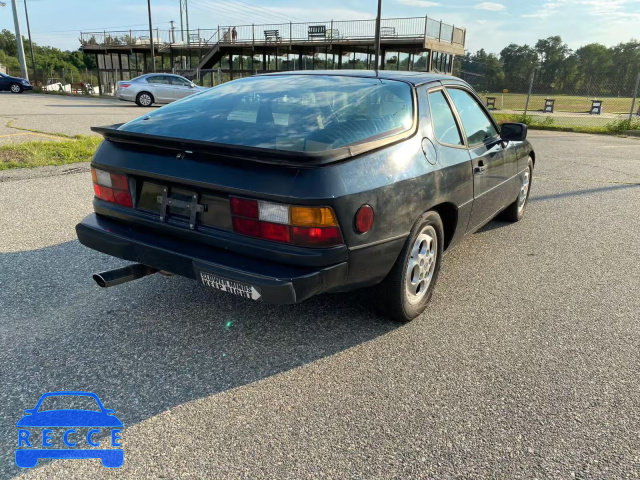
[500,122,528,142]
[190,83,197,88]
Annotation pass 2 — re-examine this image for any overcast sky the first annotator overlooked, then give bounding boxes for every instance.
[1,0,639,54]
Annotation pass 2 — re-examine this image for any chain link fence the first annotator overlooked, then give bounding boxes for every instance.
[3,65,246,96]
[471,71,640,131]
[4,67,102,95]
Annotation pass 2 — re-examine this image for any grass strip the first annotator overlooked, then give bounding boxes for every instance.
[0,136,102,170]
[493,113,640,135]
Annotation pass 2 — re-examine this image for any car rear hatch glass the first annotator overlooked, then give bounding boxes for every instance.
[115,74,415,157]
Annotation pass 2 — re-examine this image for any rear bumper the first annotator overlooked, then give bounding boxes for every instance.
[116,89,136,101]
[76,214,348,304]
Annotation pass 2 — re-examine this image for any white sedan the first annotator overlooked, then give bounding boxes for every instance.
[116,74,208,107]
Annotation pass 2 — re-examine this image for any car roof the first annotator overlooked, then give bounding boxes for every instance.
[259,70,464,87]
[135,73,187,80]
[139,73,183,78]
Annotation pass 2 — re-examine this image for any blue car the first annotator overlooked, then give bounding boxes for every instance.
[0,72,33,93]
[15,391,123,468]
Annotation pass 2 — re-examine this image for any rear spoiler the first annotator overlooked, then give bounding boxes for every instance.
[91,124,414,167]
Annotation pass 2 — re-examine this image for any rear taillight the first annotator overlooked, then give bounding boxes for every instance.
[230,197,343,247]
[91,167,133,208]
[119,83,131,88]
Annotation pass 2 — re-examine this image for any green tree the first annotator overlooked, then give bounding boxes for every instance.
[500,43,538,91]
[573,43,612,93]
[609,41,640,94]
[535,36,571,90]
[457,49,504,92]
[0,29,18,56]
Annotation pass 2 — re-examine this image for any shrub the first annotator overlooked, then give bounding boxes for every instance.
[605,118,640,133]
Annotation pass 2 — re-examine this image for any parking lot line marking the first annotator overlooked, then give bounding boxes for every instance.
[0,132,63,140]
[599,145,639,148]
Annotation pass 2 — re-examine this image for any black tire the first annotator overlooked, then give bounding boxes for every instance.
[135,91,154,107]
[376,211,444,322]
[10,83,22,94]
[501,157,533,222]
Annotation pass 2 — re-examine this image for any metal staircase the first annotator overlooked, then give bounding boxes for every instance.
[197,42,222,70]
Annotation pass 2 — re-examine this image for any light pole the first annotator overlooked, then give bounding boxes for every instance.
[374,0,382,73]
[23,0,37,83]
[10,0,28,79]
[147,0,156,72]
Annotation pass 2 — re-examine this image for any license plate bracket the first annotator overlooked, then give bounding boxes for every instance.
[157,187,207,230]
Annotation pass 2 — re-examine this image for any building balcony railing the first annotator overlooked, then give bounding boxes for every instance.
[80,16,465,49]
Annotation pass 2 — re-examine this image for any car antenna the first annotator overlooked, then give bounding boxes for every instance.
[374,0,382,76]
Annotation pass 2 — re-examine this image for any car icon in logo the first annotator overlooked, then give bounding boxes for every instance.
[16,391,123,468]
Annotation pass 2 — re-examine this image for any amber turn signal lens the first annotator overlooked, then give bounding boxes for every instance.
[290,206,338,227]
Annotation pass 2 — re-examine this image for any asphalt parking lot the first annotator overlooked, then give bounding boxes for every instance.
[0,92,152,143]
[0,96,639,477]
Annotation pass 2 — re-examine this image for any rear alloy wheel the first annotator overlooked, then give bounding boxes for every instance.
[376,211,444,322]
[502,156,533,222]
[136,92,154,107]
[10,83,22,93]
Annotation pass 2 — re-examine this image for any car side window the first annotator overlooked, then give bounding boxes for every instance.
[171,77,191,87]
[428,90,463,146]
[447,88,498,146]
[147,75,170,85]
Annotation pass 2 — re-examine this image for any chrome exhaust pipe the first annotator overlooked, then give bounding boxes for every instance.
[93,264,158,288]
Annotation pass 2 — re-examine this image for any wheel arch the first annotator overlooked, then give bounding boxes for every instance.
[428,202,458,251]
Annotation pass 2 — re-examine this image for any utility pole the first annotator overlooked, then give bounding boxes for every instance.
[185,0,190,46]
[179,0,185,41]
[629,72,640,122]
[147,0,156,72]
[10,0,28,79]
[524,70,535,116]
[23,0,37,84]
[374,0,382,74]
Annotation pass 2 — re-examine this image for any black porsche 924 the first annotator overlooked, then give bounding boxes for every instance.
[76,71,535,322]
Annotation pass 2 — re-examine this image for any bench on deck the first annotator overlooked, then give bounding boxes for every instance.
[264,29,281,42]
[380,27,397,37]
[189,33,203,44]
[308,25,327,39]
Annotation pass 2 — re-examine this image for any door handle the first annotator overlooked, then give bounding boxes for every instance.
[474,162,487,174]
